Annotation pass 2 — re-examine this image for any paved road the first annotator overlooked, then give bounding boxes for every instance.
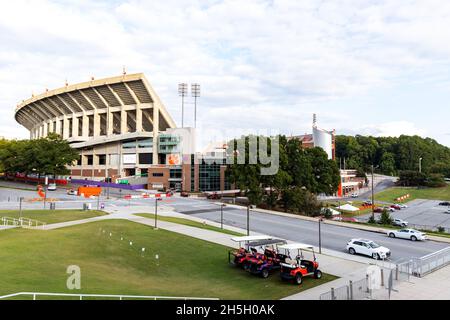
[161,197,448,261]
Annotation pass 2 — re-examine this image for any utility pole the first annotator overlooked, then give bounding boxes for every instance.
[19,197,24,224]
[419,157,423,173]
[191,84,200,128]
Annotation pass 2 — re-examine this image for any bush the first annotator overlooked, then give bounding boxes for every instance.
[322,208,333,219]
[437,226,445,233]
[379,210,393,225]
[368,215,376,224]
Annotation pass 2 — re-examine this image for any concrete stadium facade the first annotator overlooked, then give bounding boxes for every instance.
[14,73,191,183]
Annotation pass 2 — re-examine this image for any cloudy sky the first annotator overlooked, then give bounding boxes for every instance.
[1,0,450,147]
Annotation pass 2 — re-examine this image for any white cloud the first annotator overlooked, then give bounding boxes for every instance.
[0,0,449,146]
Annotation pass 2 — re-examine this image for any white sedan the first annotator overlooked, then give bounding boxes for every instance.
[387,229,426,241]
[346,239,391,260]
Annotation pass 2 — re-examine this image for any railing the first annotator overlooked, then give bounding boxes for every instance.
[409,246,450,277]
[0,217,46,229]
[0,292,219,300]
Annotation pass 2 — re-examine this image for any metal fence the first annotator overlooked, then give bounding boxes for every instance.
[319,263,411,300]
[409,246,450,277]
[0,292,219,300]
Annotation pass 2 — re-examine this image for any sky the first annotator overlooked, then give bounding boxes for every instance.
[1,0,450,147]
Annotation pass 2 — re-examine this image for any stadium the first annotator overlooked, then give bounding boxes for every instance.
[14,73,196,189]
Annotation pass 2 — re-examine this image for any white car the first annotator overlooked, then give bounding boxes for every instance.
[351,193,359,198]
[396,203,408,209]
[346,239,391,260]
[392,218,408,227]
[387,229,426,241]
[47,183,57,191]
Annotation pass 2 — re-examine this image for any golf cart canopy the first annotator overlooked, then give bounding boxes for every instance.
[231,235,273,242]
[247,239,287,247]
[279,243,315,251]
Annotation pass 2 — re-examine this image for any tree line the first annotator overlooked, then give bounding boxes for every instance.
[0,133,79,179]
[226,135,340,216]
[336,134,450,181]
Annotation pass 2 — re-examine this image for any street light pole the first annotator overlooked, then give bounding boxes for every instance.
[371,165,375,220]
[220,204,225,229]
[247,205,250,236]
[318,218,323,254]
[419,157,423,173]
[155,198,159,230]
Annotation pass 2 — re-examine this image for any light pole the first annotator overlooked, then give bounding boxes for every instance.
[19,197,24,223]
[318,217,323,254]
[247,205,251,236]
[191,84,200,128]
[154,197,162,229]
[178,83,188,128]
[371,165,375,220]
[220,203,226,229]
[419,157,423,173]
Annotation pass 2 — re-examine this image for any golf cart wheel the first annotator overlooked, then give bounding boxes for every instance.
[243,263,250,271]
[295,273,303,285]
[314,270,322,279]
[372,253,380,260]
[261,269,269,279]
[411,235,417,241]
[348,248,356,255]
[389,233,395,238]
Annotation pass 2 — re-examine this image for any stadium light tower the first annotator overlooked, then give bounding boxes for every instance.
[178,83,188,128]
[191,83,200,128]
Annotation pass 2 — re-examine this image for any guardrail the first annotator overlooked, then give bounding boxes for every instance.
[0,292,219,300]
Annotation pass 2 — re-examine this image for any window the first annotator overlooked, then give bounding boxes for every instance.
[139,153,152,165]
[98,154,106,165]
[86,155,93,166]
[152,173,164,177]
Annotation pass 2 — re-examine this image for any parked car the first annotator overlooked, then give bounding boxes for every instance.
[47,183,57,191]
[392,218,408,227]
[351,193,358,198]
[387,229,426,241]
[396,203,408,209]
[384,206,396,212]
[180,191,189,197]
[67,189,77,196]
[207,192,222,200]
[331,216,358,222]
[439,201,450,206]
[447,207,450,214]
[374,207,384,213]
[390,204,402,210]
[346,239,391,260]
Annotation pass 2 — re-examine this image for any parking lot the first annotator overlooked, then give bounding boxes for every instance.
[359,199,450,231]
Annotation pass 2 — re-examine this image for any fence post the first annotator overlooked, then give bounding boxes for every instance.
[395,265,399,281]
[366,274,369,293]
[349,280,354,300]
[346,286,350,300]
[380,269,384,287]
[331,288,336,300]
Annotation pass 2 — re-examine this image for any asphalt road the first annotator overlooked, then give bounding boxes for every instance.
[163,197,449,261]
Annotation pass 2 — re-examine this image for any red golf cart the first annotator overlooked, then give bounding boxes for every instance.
[278,243,322,285]
[242,238,288,278]
[228,235,275,267]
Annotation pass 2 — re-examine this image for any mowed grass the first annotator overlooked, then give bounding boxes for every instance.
[136,213,244,237]
[0,210,106,224]
[375,186,450,203]
[0,220,337,300]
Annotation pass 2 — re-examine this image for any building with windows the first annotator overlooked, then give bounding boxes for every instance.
[14,73,195,184]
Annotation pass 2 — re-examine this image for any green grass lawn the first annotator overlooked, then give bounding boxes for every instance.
[375,186,450,203]
[0,220,337,300]
[136,213,244,236]
[0,210,106,224]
